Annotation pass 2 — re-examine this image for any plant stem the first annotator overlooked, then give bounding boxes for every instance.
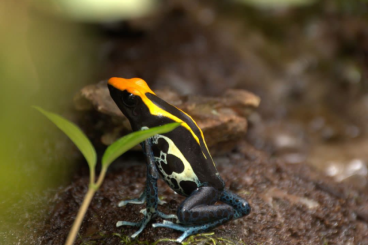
[95,167,107,189]
[90,168,95,186]
[65,187,96,245]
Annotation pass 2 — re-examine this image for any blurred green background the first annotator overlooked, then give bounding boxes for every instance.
[0,1,161,243]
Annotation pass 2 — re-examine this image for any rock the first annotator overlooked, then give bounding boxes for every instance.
[262,187,320,210]
[74,80,260,153]
[325,159,368,189]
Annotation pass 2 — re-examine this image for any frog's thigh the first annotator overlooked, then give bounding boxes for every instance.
[219,190,250,218]
[177,186,234,225]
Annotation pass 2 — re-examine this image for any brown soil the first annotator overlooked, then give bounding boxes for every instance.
[40,141,368,244]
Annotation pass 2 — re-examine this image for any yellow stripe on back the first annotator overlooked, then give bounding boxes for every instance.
[108,77,201,144]
[108,77,218,166]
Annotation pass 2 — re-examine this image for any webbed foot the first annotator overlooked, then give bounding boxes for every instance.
[118,190,166,207]
[151,187,251,242]
[152,219,228,243]
[157,211,178,220]
[116,210,178,239]
[118,196,145,207]
[139,208,178,221]
[116,213,155,239]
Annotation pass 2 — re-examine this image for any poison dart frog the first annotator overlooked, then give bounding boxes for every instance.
[108,77,251,242]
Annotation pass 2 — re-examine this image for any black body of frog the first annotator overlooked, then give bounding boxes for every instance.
[108,77,250,242]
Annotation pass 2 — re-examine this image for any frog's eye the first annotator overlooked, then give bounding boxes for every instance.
[122,91,138,107]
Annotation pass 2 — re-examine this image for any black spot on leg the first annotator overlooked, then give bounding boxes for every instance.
[171,178,179,189]
[161,154,185,175]
[152,138,169,157]
[184,211,190,220]
[151,146,160,158]
[209,211,215,220]
[180,181,198,196]
[158,138,169,151]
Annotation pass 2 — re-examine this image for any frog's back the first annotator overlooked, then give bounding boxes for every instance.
[144,93,225,196]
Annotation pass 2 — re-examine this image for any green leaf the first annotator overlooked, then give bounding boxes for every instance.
[33,106,97,170]
[102,122,181,168]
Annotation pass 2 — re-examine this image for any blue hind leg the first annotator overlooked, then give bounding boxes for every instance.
[220,190,251,219]
[153,186,236,242]
[153,187,251,242]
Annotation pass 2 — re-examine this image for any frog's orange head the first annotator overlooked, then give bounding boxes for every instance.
[107,77,156,129]
[108,77,155,96]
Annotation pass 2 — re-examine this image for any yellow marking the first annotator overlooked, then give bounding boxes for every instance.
[109,77,216,166]
[144,99,201,143]
[154,135,199,186]
[109,77,200,143]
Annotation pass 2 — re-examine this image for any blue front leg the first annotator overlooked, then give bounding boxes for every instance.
[116,163,158,238]
[116,139,176,238]
[118,142,166,208]
[118,189,146,207]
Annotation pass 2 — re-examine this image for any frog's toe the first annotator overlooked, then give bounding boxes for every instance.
[117,220,149,239]
[118,197,165,207]
[131,225,146,239]
[157,211,178,221]
[118,191,147,207]
[176,230,194,243]
[152,220,185,231]
[118,200,129,207]
[140,209,177,220]
[118,198,145,207]
[116,220,140,227]
[153,217,230,242]
[158,198,167,205]
[152,221,194,242]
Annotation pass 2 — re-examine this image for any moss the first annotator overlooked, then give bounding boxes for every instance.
[113,232,245,245]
